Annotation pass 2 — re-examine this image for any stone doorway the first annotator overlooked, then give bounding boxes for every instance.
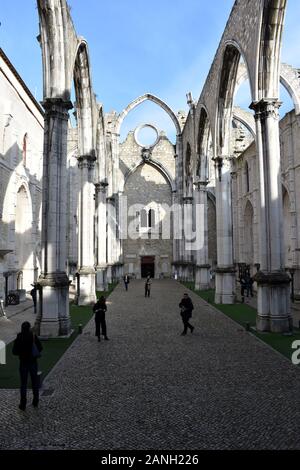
[141,256,155,278]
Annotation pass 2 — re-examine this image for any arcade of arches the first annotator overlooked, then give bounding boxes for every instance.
[1,0,300,337]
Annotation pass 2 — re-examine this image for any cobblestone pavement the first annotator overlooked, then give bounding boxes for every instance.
[1,279,300,450]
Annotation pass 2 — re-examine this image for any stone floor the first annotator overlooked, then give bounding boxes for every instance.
[0,298,36,344]
[1,279,300,450]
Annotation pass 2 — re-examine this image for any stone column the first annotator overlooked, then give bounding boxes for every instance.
[36,98,72,337]
[95,181,108,292]
[107,196,116,283]
[77,155,97,306]
[193,180,210,290]
[251,99,291,332]
[171,189,178,276]
[175,135,184,280]
[183,196,194,281]
[214,156,236,304]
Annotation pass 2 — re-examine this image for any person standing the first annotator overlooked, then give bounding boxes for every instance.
[30,284,37,313]
[93,296,109,342]
[145,275,151,297]
[179,293,194,335]
[12,321,43,411]
[123,274,130,291]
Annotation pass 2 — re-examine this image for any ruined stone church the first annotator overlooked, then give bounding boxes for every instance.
[0,0,299,337]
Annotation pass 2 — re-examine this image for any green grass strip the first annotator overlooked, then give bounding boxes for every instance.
[0,283,118,389]
[182,282,300,362]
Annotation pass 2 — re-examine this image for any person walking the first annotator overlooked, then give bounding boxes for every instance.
[123,274,130,291]
[145,275,151,297]
[179,293,194,335]
[93,296,109,342]
[12,321,43,411]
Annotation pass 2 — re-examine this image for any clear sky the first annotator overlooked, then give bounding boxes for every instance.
[1,0,300,142]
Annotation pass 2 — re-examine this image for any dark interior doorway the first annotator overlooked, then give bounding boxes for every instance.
[141,256,155,278]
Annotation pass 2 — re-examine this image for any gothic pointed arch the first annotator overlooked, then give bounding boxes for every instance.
[196,106,212,181]
[116,93,181,137]
[121,158,175,193]
[258,0,288,99]
[217,42,253,155]
[37,0,78,100]
[235,61,300,115]
[73,40,96,158]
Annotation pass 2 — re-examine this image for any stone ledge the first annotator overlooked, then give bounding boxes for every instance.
[253,271,291,286]
[77,268,96,275]
[215,266,236,274]
[37,273,71,288]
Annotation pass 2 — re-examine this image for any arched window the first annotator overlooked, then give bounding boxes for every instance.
[22,133,28,167]
[148,209,155,228]
[245,161,250,193]
[141,209,148,228]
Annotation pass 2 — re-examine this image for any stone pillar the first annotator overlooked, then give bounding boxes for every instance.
[251,99,291,332]
[171,190,178,269]
[36,99,72,337]
[183,196,194,281]
[193,180,210,290]
[95,181,108,292]
[107,196,117,280]
[214,156,236,304]
[76,155,97,306]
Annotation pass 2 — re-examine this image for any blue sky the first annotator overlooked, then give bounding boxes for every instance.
[1,0,300,142]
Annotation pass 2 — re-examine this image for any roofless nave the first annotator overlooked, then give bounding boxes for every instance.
[1,0,300,337]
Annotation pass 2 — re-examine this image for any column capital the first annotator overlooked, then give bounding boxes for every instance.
[77,154,96,170]
[182,196,194,203]
[193,178,209,191]
[95,180,109,193]
[250,99,282,121]
[42,98,73,120]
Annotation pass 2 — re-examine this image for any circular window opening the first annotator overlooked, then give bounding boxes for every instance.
[135,124,159,148]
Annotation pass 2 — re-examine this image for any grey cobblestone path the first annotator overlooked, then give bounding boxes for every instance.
[1,279,300,450]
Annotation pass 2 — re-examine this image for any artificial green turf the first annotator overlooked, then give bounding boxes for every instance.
[0,283,118,389]
[182,282,300,362]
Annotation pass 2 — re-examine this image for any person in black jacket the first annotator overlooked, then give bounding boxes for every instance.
[123,274,130,291]
[145,275,151,297]
[179,293,195,335]
[93,296,109,342]
[12,321,43,411]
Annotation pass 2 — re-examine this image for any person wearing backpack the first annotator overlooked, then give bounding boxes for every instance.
[12,321,43,411]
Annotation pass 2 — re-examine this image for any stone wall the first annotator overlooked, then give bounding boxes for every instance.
[120,129,175,278]
[0,49,43,298]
